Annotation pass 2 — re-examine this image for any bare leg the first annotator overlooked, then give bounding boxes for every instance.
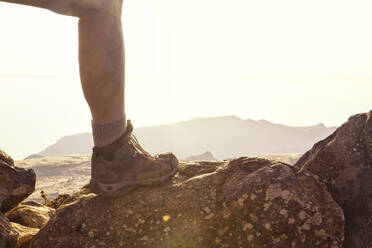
[1,0,125,123]
[78,1,125,123]
[1,0,179,196]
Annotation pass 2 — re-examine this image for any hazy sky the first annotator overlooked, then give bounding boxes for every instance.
[0,0,372,159]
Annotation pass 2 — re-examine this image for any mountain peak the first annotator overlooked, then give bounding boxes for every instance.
[257,119,272,124]
[316,123,326,128]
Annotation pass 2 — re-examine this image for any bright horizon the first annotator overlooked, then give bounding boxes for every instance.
[0,0,372,159]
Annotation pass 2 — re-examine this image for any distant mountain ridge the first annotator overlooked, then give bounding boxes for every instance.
[38,116,337,160]
[184,151,217,161]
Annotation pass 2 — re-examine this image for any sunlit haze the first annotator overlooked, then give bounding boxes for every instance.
[0,0,371,159]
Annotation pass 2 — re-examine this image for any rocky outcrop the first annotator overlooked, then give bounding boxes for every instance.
[6,201,55,229]
[32,158,344,248]
[295,111,372,248]
[0,212,18,248]
[0,149,36,213]
[3,110,371,247]
[0,149,36,248]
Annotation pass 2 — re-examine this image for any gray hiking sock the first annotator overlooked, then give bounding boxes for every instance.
[92,116,127,147]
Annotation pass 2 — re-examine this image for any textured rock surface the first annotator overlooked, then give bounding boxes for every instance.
[295,111,372,248]
[0,212,18,248]
[0,149,36,213]
[32,158,344,248]
[11,222,39,248]
[6,201,55,229]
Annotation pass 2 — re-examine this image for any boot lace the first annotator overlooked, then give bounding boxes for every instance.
[129,134,155,160]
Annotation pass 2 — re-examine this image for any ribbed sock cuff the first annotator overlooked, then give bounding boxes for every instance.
[92,116,127,147]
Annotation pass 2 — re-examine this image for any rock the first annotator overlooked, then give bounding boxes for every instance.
[178,161,224,179]
[0,212,18,248]
[11,222,39,248]
[0,149,36,213]
[295,110,372,248]
[256,153,302,165]
[32,158,344,248]
[6,201,55,229]
[184,151,217,161]
[0,149,14,166]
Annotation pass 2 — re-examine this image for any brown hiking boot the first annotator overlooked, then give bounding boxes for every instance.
[89,120,178,196]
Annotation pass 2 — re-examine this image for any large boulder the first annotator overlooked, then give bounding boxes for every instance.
[0,149,36,213]
[32,158,344,248]
[0,212,18,248]
[6,201,55,229]
[295,111,372,248]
